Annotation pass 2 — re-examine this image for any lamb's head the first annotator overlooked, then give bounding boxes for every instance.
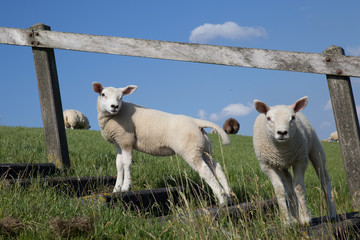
[92,82,138,115]
[254,96,308,143]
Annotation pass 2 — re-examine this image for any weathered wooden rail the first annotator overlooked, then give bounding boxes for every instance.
[1,23,360,213]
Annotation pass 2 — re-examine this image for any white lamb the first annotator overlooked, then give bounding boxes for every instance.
[253,96,336,225]
[63,109,90,129]
[92,82,231,204]
[329,131,338,142]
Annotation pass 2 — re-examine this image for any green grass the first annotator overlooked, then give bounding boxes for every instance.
[0,126,355,239]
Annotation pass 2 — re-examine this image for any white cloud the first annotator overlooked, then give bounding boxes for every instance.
[347,46,360,56]
[324,99,332,111]
[189,21,267,43]
[197,109,207,119]
[200,102,253,122]
[320,121,331,128]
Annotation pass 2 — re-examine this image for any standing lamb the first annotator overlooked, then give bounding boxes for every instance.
[253,96,336,225]
[63,109,90,130]
[92,82,231,204]
[223,118,240,134]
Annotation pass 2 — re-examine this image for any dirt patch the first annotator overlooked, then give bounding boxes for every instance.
[0,216,25,237]
[49,216,94,238]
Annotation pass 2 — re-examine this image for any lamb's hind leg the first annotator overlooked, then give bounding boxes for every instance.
[183,151,227,205]
[202,130,230,196]
[309,142,337,219]
[202,152,230,196]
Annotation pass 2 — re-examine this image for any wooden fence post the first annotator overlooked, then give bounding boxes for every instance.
[323,45,360,210]
[29,23,70,170]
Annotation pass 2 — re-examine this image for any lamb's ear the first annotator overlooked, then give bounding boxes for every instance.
[254,100,269,114]
[291,96,308,112]
[121,85,138,96]
[92,82,103,94]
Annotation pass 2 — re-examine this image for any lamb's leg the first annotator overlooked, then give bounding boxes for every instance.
[113,144,124,193]
[120,149,133,192]
[293,160,311,225]
[261,165,294,225]
[201,130,231,196]
[280,169,298,222]
[202,152,230,196]
[183,152,227,205]
[309,143,337,219]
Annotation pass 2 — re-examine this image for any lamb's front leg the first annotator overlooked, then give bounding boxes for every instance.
[113,144,124,192]
[293,160,311,225]
[120,149,133,192]
[261,165,294,225]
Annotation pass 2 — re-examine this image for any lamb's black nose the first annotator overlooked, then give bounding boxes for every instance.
[111,104,119,109]
[277,130,288,136]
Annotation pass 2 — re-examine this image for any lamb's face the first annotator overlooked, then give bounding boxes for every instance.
[265,106,296,143]
[99,87,124,115]
[93,82,138,116]
[254,96,308,143]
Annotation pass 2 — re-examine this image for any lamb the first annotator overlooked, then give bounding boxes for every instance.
[253,96,336,225]
[329,131,338,142]
[223,118,240,134]
[92,82,231,204]
[63,109,90,130]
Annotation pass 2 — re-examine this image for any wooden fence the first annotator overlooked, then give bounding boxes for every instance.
[1,23,360,210]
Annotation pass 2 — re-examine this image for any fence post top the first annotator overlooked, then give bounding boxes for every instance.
[323,45,345,55]
[30,23,51,31]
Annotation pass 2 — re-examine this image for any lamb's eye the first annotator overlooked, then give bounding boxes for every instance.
[291,115,295,121]
[101,93,105,97]
[267,116,271,121]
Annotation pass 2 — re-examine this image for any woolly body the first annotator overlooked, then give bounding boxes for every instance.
[93,82,231,204]
[254,111,314,169]
[63,109,90,129]
[98,102,229,157]
[329,131,338,141]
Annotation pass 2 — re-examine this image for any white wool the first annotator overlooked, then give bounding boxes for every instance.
[253,96,336,225]
[63,109,90,130]
[93,82,231,204]
[329,131,338,141]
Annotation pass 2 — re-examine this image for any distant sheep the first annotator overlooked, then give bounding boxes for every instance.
[92,82,231,205]
[253,96,336,225]
[329,131,338,142]
[223,118,240,134]
[63,109,90,130]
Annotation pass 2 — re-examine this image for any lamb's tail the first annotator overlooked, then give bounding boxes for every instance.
[194,119,230,145]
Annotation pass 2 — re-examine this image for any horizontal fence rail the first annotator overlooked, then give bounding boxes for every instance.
[1,26,360,78]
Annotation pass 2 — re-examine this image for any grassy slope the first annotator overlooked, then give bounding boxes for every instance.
[0,126,353,239]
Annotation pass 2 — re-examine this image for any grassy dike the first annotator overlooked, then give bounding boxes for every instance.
[0,126,353,239]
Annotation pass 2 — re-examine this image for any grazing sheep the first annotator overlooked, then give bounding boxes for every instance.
[223,118,240,134]
[329,131,338,142]
[253,96,336,225]
[63,109,90,130]
[92,82,231,204]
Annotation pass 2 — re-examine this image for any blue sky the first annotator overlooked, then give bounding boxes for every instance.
[1,1,360,140]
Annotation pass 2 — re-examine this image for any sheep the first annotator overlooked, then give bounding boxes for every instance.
[253,96,336,225]
[63,109,90,130]
[92,82,231,204]
[329,131,338,142]
[223,118,240,134]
